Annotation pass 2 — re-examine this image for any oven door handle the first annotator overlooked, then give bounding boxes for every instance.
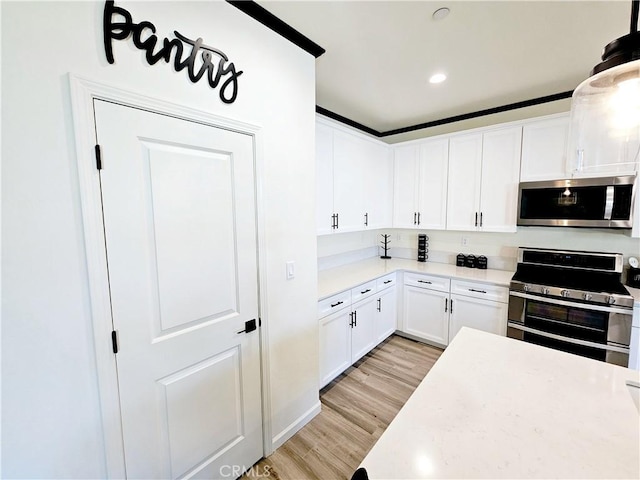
[507,322,630,354]
[509,291,632,315]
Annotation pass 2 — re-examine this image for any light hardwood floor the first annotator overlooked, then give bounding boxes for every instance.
[245,334,443,480]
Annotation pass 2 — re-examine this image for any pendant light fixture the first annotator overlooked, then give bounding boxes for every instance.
[567,0,640,175]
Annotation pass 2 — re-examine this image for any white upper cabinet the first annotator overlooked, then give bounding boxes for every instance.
[447,126,522,232]
[520,114,570,182]
[316,122,335,235]
[393,138,449,229]
[480,126,523,232]
[333,130,367,232]
[446,133,483,231]
[392,145,420,229]
[316,118,393,235]
[364,141,394,229]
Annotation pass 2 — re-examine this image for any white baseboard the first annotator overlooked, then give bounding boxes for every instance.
[271,401,321,450]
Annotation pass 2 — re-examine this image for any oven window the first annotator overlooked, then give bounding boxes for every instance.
[523,332,606,362]
[525,300,607,343]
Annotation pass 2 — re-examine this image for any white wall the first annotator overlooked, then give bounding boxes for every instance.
[1,2,318,478]
[319,228,640,277]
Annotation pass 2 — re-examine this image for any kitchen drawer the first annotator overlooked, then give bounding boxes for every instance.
[404,272,450,293]
[351,280,378,303]
[318,290,351,318]
[376,273,396,291]
[451,279,508,303]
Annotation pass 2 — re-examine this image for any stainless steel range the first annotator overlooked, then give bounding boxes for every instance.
[507,247,634,367]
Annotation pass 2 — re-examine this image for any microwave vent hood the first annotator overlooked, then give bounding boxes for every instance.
[517,175,636,228]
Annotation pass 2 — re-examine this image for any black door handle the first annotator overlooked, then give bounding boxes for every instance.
[237,319,257,334]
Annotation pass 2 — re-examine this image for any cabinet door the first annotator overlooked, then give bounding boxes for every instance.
[375,287,397,344]
[316,122,335,235]
[393,145,419,228]
[365,142,393,229]
[448,294,507,343]
[403,285,449,346]
[319,308,352,388]
[520,115,569,181]
[417,138,449,229]
[479,126,522,233]
[351,296,378,363]
[447,133,483,231]
[333,131,366,232]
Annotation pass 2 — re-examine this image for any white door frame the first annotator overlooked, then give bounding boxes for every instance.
[68,74,273,478]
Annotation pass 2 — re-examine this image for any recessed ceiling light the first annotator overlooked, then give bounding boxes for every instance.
[429,73,447,84]
[432,7,450,21]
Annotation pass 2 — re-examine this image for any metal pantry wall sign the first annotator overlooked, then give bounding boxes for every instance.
[103,1,243,104]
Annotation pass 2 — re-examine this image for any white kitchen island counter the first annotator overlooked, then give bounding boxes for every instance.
[318,257,514,300]
[359,328,640,479]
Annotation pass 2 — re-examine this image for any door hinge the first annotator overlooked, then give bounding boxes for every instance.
[111,330,118,354]
[95,144,102,170]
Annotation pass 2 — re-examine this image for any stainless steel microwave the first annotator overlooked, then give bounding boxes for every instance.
[517,175,636,228]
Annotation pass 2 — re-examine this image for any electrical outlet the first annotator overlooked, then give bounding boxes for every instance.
[461,237,469,246]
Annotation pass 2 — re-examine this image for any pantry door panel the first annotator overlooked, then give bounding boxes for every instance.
[94,99,262,479]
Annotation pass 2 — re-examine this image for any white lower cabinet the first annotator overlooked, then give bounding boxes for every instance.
[319,275,397,388]
[350,295,377,362]
[448,294,508,343]
[401,274,508,347]
[448,279,509,343]
[319,307,352,388]
[403,285,450,346]
[375,286,397,343]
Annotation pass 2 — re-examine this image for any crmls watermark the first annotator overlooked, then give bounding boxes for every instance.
[219,464,273,478]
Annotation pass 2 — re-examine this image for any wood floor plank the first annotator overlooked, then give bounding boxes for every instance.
[243,335,443,480]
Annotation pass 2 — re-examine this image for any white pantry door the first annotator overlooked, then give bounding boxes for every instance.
[94,100,262,479]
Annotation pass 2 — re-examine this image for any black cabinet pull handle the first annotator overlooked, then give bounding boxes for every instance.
[475,212,478,227]
[336,213,339,229]
[377,298,381,312]
[480,212,483,227]
[445,298,448,313]
[417,212,421,225]
[469,288,487,294]
[331,214,336,229]
[360,288,371,294]
[354,310,357,327]
[418,280,432,284]
[414,212,417,225]
[349,311,354,328]
[384,280,392,284]
[330,301,343,308]
[364,212,368,226]
[450,300,454,314]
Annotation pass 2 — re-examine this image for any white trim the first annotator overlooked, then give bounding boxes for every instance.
[68,74,272,476]
[271,401,321,450]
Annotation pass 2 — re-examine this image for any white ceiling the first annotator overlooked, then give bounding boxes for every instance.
[257,1,633,135]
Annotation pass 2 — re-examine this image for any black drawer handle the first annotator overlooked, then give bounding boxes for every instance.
[468,288,487,294]
[418,280,432,284]
[330,301,344,308]
[360,289,372,294]
[383,280,392,284]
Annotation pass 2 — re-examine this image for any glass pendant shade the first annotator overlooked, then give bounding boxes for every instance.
[567,59,640,175]
[566,0,640,176]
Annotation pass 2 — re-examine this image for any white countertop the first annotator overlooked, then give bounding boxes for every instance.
[360,328,640,479]
[626,285,640,307]
[318,258,514,300]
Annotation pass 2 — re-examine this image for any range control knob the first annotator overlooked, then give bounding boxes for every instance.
[523,284,531,292]
[583,293,593,301]
[607,296,616,305]
[541,287,550,295]
[560,289,571,298]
